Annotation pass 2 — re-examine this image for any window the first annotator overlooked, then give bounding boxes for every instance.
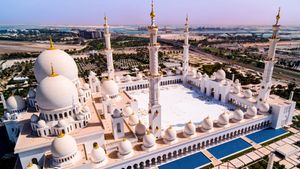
[117,123,121,132]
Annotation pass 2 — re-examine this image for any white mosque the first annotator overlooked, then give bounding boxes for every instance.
[0,2,296,169]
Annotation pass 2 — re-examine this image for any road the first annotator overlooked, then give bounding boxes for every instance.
[158,38,300,84]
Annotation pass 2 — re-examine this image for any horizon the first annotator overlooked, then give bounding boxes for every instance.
[0,0,300,26]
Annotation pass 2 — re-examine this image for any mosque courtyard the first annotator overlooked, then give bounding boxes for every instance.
[127,84,236,130]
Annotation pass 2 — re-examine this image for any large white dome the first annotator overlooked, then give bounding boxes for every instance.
[6,95,26,112]
[36,74,79,110]
[51,133,78,158]
[34,49,78,83]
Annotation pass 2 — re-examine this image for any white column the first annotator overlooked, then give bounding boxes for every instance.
[183,15,190,84]
[257,11,280,103]
[148,0,162,138]
[104,16,114,80]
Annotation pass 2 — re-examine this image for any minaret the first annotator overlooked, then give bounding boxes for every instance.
[148,0,162,138]
[257,8,281,103]
[103,15,115,80]
[182,15,190,84]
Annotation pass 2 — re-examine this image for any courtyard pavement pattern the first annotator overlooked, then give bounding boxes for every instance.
[158,127,300,169]
[212,127,300,169]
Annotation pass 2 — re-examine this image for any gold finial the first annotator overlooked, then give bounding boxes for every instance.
[58,132,65,138]
[122,138,127,142]
[93,142,99,149]
[168,125,172,129]
[146,129,150,135]
[188,120,192,124]
[49,63,59,77]
[27,162,33,167]
[150,0,156,26]
[49,36,55,50]
[275,7,281,25]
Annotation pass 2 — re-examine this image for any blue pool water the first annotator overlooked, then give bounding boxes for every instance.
[208,138,251,159]
[246,128,288,144]
[159,152,211,169]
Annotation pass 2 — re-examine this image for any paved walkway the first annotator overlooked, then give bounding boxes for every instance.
[241,136,262,149]
[202,149,222,166]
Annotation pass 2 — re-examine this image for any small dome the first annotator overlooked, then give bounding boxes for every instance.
[166,70,172,76]
[78,89,84,96]
[4,113,10,120]
[57,119,67,128]
[184,121,196,136]
[123,106,133,117]
[203,74,209,79]
[83,106,90,113]
[91,143,106,163]
[232,109,244,121]
[246,106,257,117]
[104,94,110,101]
[25,163,40,169]
[112,109,122,118]
[191,69,197,78]
[28,88,36,98]
[31,114,39,123]
[34,48,78,83]
[125,75,132,82]
[101,79,119,98]
[136,73,143,80]
[135,121,146,137]
[258,102,270,113]
[216,69,226,80]
[233,85,241,94]
[77,114,85,120]
[6,95,26,112]
[164,126,176,141]
[128,113,139,126]
[37,120,46,128]
[83,83,89,90]
[197,72,202,79]
[244,89,252,98]
[218,112,229,125]
[143,131,156,148]
[202,116,213,130]
[118,139,132,156]
[235,79,240,84]
[36,75,79,111]
[51,133,78,158]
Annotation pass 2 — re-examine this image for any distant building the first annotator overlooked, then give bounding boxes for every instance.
[79,29,103,39]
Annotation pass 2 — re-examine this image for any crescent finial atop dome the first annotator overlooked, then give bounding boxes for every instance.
[57,131,65,138]
[49,63,59,77]
[48,36,56,50]
[93,142,99,149]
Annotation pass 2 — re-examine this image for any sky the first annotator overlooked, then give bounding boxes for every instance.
[0,0,299,26]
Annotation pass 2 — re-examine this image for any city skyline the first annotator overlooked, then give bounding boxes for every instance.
[0,0,300,26]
